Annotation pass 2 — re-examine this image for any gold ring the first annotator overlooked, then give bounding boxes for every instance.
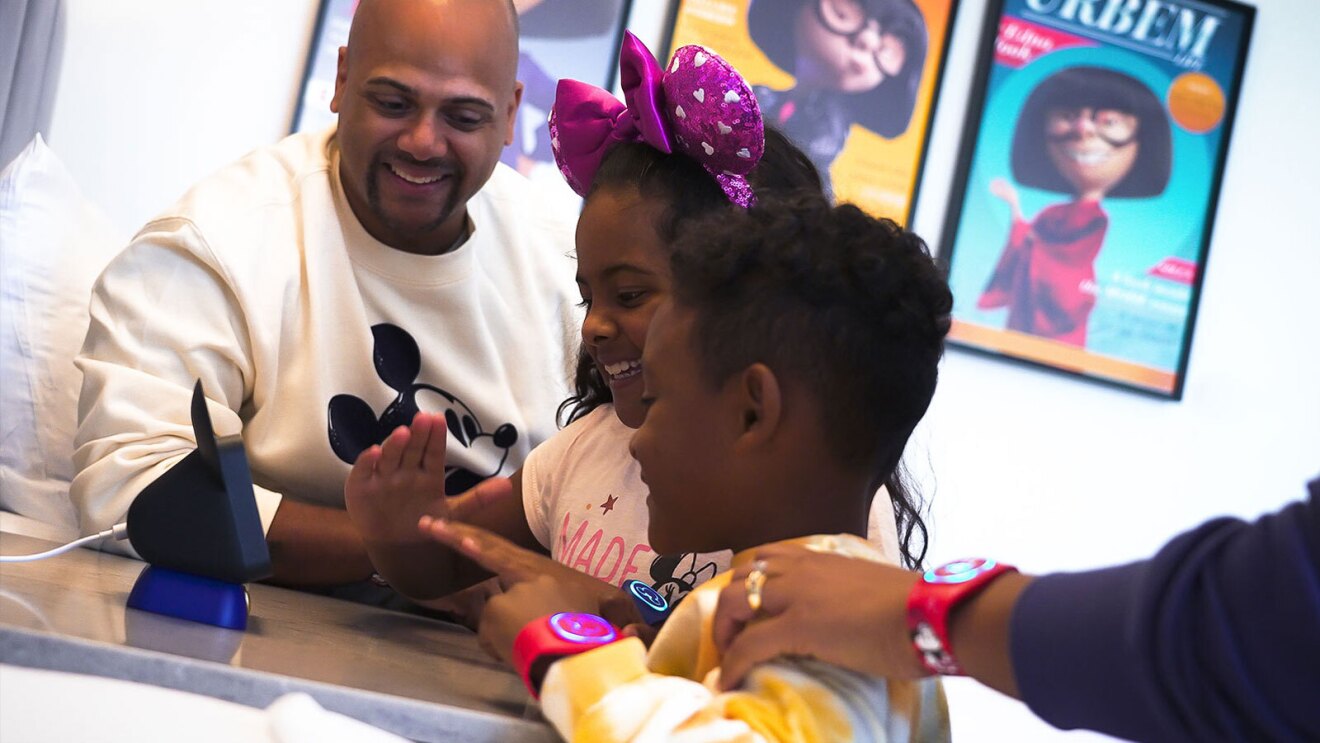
[744,559,768,613]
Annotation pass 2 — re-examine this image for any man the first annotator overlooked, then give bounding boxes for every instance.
[71,0,580,591]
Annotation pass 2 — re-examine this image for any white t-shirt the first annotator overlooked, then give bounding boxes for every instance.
[522,405,729,605]
[72,127,581,544]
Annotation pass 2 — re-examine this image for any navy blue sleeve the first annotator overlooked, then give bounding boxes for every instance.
[1010,478,1320,742]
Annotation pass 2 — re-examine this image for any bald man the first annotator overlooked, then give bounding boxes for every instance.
[71,0,581,595]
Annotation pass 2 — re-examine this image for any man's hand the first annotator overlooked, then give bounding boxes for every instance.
[419,517,641,660]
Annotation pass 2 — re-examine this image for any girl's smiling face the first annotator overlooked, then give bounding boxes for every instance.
[574,186,673,429]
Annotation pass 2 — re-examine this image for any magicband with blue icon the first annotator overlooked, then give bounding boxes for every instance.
[623,579,671,626]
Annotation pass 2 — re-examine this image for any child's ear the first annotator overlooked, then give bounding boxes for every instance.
[733,363,782,447]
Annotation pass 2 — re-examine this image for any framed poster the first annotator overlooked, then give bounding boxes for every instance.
[666,0,959,225]
[939,0,1254,399]
[291,0,633,194]
[291,0,356,136]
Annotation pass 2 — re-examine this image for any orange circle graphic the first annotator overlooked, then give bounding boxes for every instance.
[1167,72,1225,134]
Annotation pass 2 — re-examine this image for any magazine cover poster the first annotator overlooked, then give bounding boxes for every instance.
[940,0,1253,398]
[667,0,958,224]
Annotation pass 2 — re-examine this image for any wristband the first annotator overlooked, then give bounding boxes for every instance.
[906,558,1016,676]
[622,579,671,626]
[512,612,619,697]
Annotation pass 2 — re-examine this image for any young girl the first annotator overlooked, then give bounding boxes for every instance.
[344,33,926,614]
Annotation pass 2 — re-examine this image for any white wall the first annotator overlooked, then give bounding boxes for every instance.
[48,1,1320,741]
[48,0,322,237]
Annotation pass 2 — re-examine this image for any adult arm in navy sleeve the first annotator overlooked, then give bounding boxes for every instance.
[1012,478,1320,741]
[713,478,1319,739]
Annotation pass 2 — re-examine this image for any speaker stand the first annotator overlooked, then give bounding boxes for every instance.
[127,565,250,630]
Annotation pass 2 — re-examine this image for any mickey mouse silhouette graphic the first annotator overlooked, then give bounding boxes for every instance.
[648,551,720,605]
[327,323,518,495]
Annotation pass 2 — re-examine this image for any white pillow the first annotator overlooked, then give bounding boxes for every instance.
[0,134,125,539]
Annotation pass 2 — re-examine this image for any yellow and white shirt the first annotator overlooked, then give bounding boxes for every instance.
[539,534,950,742]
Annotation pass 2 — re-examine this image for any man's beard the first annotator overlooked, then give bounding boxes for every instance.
[366,154,464,242]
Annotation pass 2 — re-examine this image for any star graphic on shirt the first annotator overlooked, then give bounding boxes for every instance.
[599,494,618,515]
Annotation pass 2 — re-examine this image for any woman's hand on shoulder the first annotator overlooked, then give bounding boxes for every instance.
[712,544,926,690]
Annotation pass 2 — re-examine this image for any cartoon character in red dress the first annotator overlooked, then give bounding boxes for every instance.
[979,66,1171,347]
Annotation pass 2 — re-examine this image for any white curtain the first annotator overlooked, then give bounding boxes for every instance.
[0,0,65,167]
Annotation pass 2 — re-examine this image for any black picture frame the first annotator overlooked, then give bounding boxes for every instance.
[665,0,961,226]
[938,0,1254,399]
[290,0,354,136]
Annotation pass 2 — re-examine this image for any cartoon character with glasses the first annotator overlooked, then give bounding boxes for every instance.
[978,66,1171,347]
[747,0,928,194]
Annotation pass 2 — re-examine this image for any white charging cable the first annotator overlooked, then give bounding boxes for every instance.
[0,522,130,562]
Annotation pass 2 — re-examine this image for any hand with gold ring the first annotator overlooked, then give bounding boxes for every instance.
[712,544,932,691]
[744,559,769,613]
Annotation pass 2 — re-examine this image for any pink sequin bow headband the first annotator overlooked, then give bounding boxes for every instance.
[548,31,765,208]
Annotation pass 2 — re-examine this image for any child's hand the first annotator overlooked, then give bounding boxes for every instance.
[620,621,660,647]
[345,412,509,544]
[419,518,641,655]
[343,412,513,599]
[344,411,451,544]
[479,574,603,665]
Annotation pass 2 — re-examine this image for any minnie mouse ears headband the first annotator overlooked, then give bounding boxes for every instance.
[548,32,766,207]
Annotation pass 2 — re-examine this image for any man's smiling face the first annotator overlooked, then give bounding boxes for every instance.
[331,0,521,254]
